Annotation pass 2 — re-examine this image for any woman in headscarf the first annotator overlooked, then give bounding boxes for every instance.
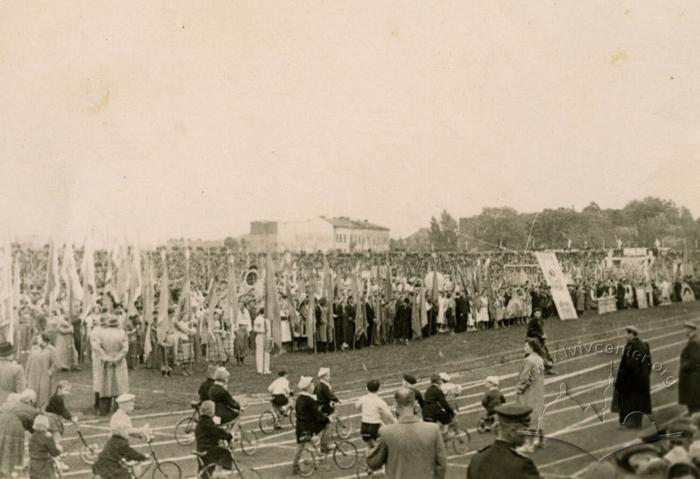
[0,389,39,476]
[25,333,56,410]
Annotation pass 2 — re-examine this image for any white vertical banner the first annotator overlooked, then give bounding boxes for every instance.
[534,252,578,320]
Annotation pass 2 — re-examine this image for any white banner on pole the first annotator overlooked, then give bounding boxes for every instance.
[534,252,578,320]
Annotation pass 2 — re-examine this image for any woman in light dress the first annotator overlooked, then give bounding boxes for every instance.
[475,291,490,330]
[515,338,546,454]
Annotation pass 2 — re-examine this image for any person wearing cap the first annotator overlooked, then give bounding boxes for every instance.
[613,325,652,429]
[479,376,505,432]
[614,442,662,474]
[422,374,455,432]
[198,364,218,403]
[679,321,700,415]
[0,341,25,406]
[293,375,330,474]
[402,374,425,413]
[109,394,150,440]
[208,367,241,426]
[28,414,62,479]
[314,367,339,416]
[25,333,56,410]
[195,400,233,477]
[92,313,130,416]
[367,387,446,479]
[467,404,541,479]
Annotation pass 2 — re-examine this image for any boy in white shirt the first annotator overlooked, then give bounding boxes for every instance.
[268,370,292,426]
[354,379,395,449]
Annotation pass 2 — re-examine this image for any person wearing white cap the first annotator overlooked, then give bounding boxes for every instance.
[439,373,462,413]
[208,367,241,426]
[679,321,700,415]
[93,412,148,479]
[28,414,63,479]
[314,367,339,416]
[293,376,330,475]
[478,376,505,433]
[613,325,652,430]
[108,393,150,440]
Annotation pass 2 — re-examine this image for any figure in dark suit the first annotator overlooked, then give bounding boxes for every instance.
[423,374,454,426]
[455,292,469,333]
[314,368,339,416]
[613,326,652,428]
[467,404,541,479]
[195,400,233,477]
[678,322,700,415]
[208,368,240,426]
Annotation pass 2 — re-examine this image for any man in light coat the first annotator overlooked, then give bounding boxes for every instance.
[367,387,446,479]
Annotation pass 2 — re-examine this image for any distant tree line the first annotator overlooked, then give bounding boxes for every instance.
[418,197,700,252]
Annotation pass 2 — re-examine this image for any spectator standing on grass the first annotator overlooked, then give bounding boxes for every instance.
[613,325,652,429]
[367,387,446,479]
[679,321,700,415]
[25,333,55,410]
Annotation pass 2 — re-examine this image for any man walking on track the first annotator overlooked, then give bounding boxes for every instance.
[613,325,652,429]
[678,321,700,415]
[367,387,446,479]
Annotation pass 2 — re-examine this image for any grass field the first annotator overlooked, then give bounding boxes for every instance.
[51,301,700,478]
[57,301,700,417]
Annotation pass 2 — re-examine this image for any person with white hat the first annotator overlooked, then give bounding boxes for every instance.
[679,321,700,415]
[108,393,150,440]
[314,367,339,416]
[93,412,148,479]
[28,414,63,479]
[208,367,241,426]
[293,376,330,475]
[439,373,462,414]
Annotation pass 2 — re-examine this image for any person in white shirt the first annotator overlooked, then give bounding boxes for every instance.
[268,370,292,428]
[355,379,395,449]
[253,308,271,375]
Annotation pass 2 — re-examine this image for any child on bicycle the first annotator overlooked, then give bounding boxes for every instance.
[293,376,330,475]
[93,418,149,479]
[268,370,292,428]
[479,376,505,432]
[198,364,218,403]
[44,380,78,471]
[195,400,233,478]
[354,379,395,450]
[29,414,62,479]
[439,373,462,414]
[314,367,339,416]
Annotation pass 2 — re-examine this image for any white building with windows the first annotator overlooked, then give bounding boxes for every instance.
[245,216,390,253]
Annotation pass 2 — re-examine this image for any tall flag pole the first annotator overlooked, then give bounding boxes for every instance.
[81,236,97,319]
[156,249,170,342]
[183,246,198,361]
[142,254,154,362]
[0,241,13,344]
[323,255,334,349]
[353,264,366,343]
[227,252,238,330]
[44,241,60,312]
[265,251,282,353]
[308,270,316,353]
[127,245,142,317]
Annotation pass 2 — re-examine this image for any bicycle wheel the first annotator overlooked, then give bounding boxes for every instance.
[333,439,358,470]
[239,428,258,456]
[335,416,352,439]
[152,460,182,479]
[174,416,197,446]
[259,410,276,434]
[196,463,216,479]
[288,408,296,428]
[451,428,470,455]
[79,438,104,465]
[296,448,316,478]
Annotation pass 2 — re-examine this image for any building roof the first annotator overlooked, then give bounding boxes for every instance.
[320,216,389,231]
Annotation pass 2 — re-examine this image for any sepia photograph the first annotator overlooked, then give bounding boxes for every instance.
[2,2,700,478]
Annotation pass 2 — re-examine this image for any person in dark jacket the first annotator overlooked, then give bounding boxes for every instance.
[455,291,469,333]
[422,374,454,429]
[293,376,330,475]
[526,309,554,375]
[208,368,240,425]
[92,420,148,479]
[198,364,218,403]
[402,374,425,413]
[678,321,700,415]
[28,415,62,479]
[195,400,233,478]
[613,326,652,429]
[467,405,541,479]
[314,367,339,416]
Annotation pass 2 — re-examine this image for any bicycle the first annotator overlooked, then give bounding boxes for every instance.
[331,414,352,439]
[354,449,385,478]
[441,419,470,454]
[258,397,296,434]
[294,430,357,477]
[174,401,258,456]
[120,435,182,478]
[192,439,262,479]
[72,423,104,465]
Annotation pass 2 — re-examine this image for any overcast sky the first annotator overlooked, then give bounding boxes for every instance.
[2,1,699,245]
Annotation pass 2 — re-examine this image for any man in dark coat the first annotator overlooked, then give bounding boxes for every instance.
[293,376,330,474]
[467,404,542,479]
[678,321,700,415]
[616,281,626,310]
[422,374,454,426]
[455,291,469,333]
[613,325,652,428]
[314,367,339,416]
